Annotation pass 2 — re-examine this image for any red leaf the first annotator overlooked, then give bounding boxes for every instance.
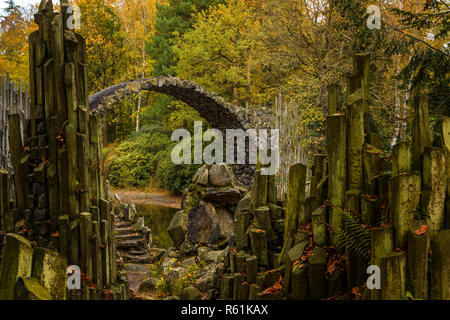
[414,225,428,236]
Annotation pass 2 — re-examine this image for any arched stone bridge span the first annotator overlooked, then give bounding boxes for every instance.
[88,77,273,187]
[89,77,271,131]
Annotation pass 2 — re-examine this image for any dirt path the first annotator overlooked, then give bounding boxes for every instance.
[113,189,182,209]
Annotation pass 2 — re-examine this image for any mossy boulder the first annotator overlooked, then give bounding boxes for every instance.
[14,277,52,300]
[167,211,188,247]
[0,234,33,300]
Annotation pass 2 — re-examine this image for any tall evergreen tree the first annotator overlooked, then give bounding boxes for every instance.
[147,0,223,77]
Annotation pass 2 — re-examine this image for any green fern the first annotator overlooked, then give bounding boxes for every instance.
[334,208,371,261]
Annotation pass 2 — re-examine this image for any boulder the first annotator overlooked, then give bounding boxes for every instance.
[138,278,159,292]
[0,234,34,300]
[181,257,197,269]
[201,188,244,206]
[148,248,166,262]
[14,277,52,300]
[167,211,187,247]
[179,240,198,257]
[198,247,212,261]
[166,268,188,295]
[181,286,202,300]
[205,250,225,263]
[197,166,210,186]
[209,164,233,187]
[195,270,215,292]
[188,202,220,244]
[216,207,234,239]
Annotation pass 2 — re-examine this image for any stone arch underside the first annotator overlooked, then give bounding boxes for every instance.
[88,77,272,187]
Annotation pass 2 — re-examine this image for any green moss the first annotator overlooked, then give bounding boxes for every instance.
[15,277,52,300]
[0,234,33,300]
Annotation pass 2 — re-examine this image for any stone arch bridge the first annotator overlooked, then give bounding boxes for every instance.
[89,77,273,187]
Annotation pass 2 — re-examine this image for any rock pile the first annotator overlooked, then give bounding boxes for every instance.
[134,163,247,300]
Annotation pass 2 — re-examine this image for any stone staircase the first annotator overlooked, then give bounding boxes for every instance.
[114,218,152,264]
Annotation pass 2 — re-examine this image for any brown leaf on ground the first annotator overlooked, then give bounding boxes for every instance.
[262,276,284,296]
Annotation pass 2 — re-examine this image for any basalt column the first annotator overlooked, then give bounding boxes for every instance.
[10,0,124,300]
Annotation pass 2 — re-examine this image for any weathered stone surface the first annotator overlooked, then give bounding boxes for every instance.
[181,189,192,210]
[311,207,327,246]
[198,247,212,261]
[249,229,269,267]
[411,95,431,171]
[188,202,219,244]
[166,267,188,295]
[430,230,450,300]
[380,251,406,300]
[235,251,246,273]
[14,277,52,300]
[167,211,187,247]
[181,257,198,268]
[268,204,283,221]
[179,240,198,257]
[254,206,275,240]
[138,278,158,292]
[233,273,245,300]
[193,165,209,186]
[246,255,258,284]
[216,207,234,239]
[209,164,233,187]
[248,284,261,300]
[389,172,421,248]
[31,247,67,300]
[308,247,328,300]
[221,275,234,299]
[407,229,429,300]
[205,250,225,263]
[235,196,251,250]
[0,234,33,300]
[422,147,447,234]
[291,264,308,300]
[195,270,214,292]
[287,241,308,263]
[201,187,244,206]
[371,226,394,266]
[251,166,268,208]
[181,286,202,300]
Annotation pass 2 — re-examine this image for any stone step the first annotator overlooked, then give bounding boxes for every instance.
[116,233,144,242]
[127,250,148,256]
[115,227,136,235]
[117,239,145,250]
[122,253,152,264]
[115,221,132,229]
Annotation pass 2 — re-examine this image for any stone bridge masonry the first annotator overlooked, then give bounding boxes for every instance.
[89,77,274,187]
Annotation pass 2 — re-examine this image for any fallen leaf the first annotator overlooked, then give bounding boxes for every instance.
[414,225,428,236]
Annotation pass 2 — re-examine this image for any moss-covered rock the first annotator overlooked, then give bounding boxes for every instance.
[14,277,52,300]
[31,247,67,300]
[0,234,33,300]
[167,211,188,247]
